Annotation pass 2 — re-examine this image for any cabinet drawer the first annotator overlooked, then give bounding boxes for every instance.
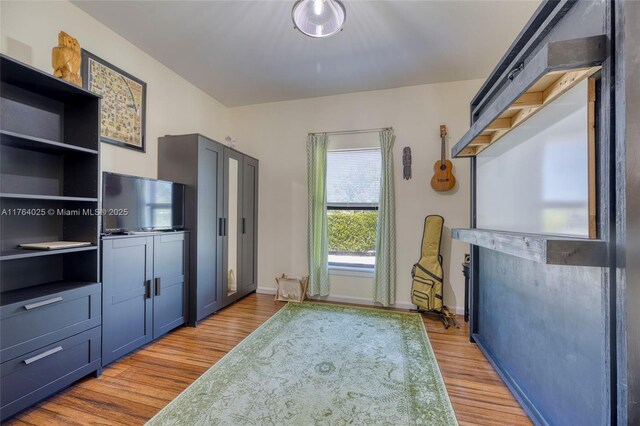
[0,283,101,363]
[0,326,101,421]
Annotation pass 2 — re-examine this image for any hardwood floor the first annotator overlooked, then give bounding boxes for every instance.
[5,293,531,425]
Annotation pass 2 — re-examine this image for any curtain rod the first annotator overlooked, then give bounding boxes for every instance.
[309,127,393,136]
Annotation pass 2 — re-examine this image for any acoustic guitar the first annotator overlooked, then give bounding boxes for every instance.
[430,125,456,191]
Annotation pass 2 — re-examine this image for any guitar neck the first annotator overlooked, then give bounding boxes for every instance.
[439,124,447,165]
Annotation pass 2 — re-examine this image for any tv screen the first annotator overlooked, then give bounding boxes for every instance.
[102,172,184,233]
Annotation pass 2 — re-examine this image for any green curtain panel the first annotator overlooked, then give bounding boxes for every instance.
[374,129,397,306]
[307,133,330,296]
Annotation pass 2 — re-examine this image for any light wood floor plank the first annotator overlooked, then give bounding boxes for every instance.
[5,293,531,425]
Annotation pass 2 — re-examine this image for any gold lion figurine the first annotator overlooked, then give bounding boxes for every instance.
[52,31,82,86]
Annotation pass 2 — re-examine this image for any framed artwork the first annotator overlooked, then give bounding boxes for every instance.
[81,49,146,152]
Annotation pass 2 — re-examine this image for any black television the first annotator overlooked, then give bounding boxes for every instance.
[102,172,185,233]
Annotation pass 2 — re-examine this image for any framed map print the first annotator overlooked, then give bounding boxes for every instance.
[81,50,146,152]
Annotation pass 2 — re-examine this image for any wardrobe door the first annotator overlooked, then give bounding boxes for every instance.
[241,156,258,295]
[223,149,244,306]
[196,140,224,320]
[152,232,188,338]
[102,236,153,366]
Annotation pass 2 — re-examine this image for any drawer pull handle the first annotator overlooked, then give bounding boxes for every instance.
[24,297,63,310]
[155,277,161,296]
[508,63,524,81]
[24,346,63,365]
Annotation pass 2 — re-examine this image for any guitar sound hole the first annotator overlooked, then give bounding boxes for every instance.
[440,164,447,171]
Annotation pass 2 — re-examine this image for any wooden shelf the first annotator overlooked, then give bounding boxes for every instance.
[0,193,98,202]
[453,35,608,158]
[461,67,599,156]
[0,245,97,261]
[0,54,102,419]
[0,130,98,155]
[0,281,100,307]
[101,230,189,239]
[451,228,607,267]
[0,54,100,102]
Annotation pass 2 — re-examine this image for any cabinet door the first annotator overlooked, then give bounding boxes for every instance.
[196,140,224,321]
[102,236,153,366]
[153,233,188,338]
[241,156,258,295]
[223,149,244,306]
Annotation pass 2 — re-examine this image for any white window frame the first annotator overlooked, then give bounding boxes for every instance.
[326,147,380,273]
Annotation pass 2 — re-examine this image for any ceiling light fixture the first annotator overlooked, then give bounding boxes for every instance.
[292,0,346,38]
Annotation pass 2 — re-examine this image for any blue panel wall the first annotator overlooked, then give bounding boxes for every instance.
[478,248,607,425]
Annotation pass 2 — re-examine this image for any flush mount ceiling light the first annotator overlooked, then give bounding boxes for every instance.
[292,0,346,38]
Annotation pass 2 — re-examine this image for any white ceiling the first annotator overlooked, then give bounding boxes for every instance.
[72,1,541,107]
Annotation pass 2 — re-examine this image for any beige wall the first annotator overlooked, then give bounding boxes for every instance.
[2,0,476,311]
[0,0,232,178]
[231,81,479,311]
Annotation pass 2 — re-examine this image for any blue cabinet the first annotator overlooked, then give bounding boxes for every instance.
[101,236,153,366]
[101,232,189,366]
[153,233,189,338]
[0,54,101,421]
[1,327,101,420]
[0,283,102,421]
[159,134,258,324]
[159,135,224,324]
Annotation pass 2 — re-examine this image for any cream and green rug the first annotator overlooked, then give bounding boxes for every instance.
[148,302,457,425]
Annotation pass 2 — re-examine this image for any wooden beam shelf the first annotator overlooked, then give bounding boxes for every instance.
[459,67,599,156]
[452,35,608,158]
[451,228,607,267]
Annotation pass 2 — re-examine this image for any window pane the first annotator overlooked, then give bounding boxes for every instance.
[327,209,377,267]
[327,149,381,204]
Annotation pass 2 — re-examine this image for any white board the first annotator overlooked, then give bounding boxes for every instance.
[477,79,591,237]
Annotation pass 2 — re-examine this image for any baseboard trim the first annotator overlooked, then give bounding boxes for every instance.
[473,333,545,426]
[256,287,463,315]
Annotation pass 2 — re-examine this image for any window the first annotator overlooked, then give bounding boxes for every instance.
[326,148,381,268]
[144,181,172,228]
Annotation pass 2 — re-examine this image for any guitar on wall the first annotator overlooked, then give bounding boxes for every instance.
[430,124,456,191]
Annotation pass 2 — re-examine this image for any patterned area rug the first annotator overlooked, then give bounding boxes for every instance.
[147,303,457,425]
